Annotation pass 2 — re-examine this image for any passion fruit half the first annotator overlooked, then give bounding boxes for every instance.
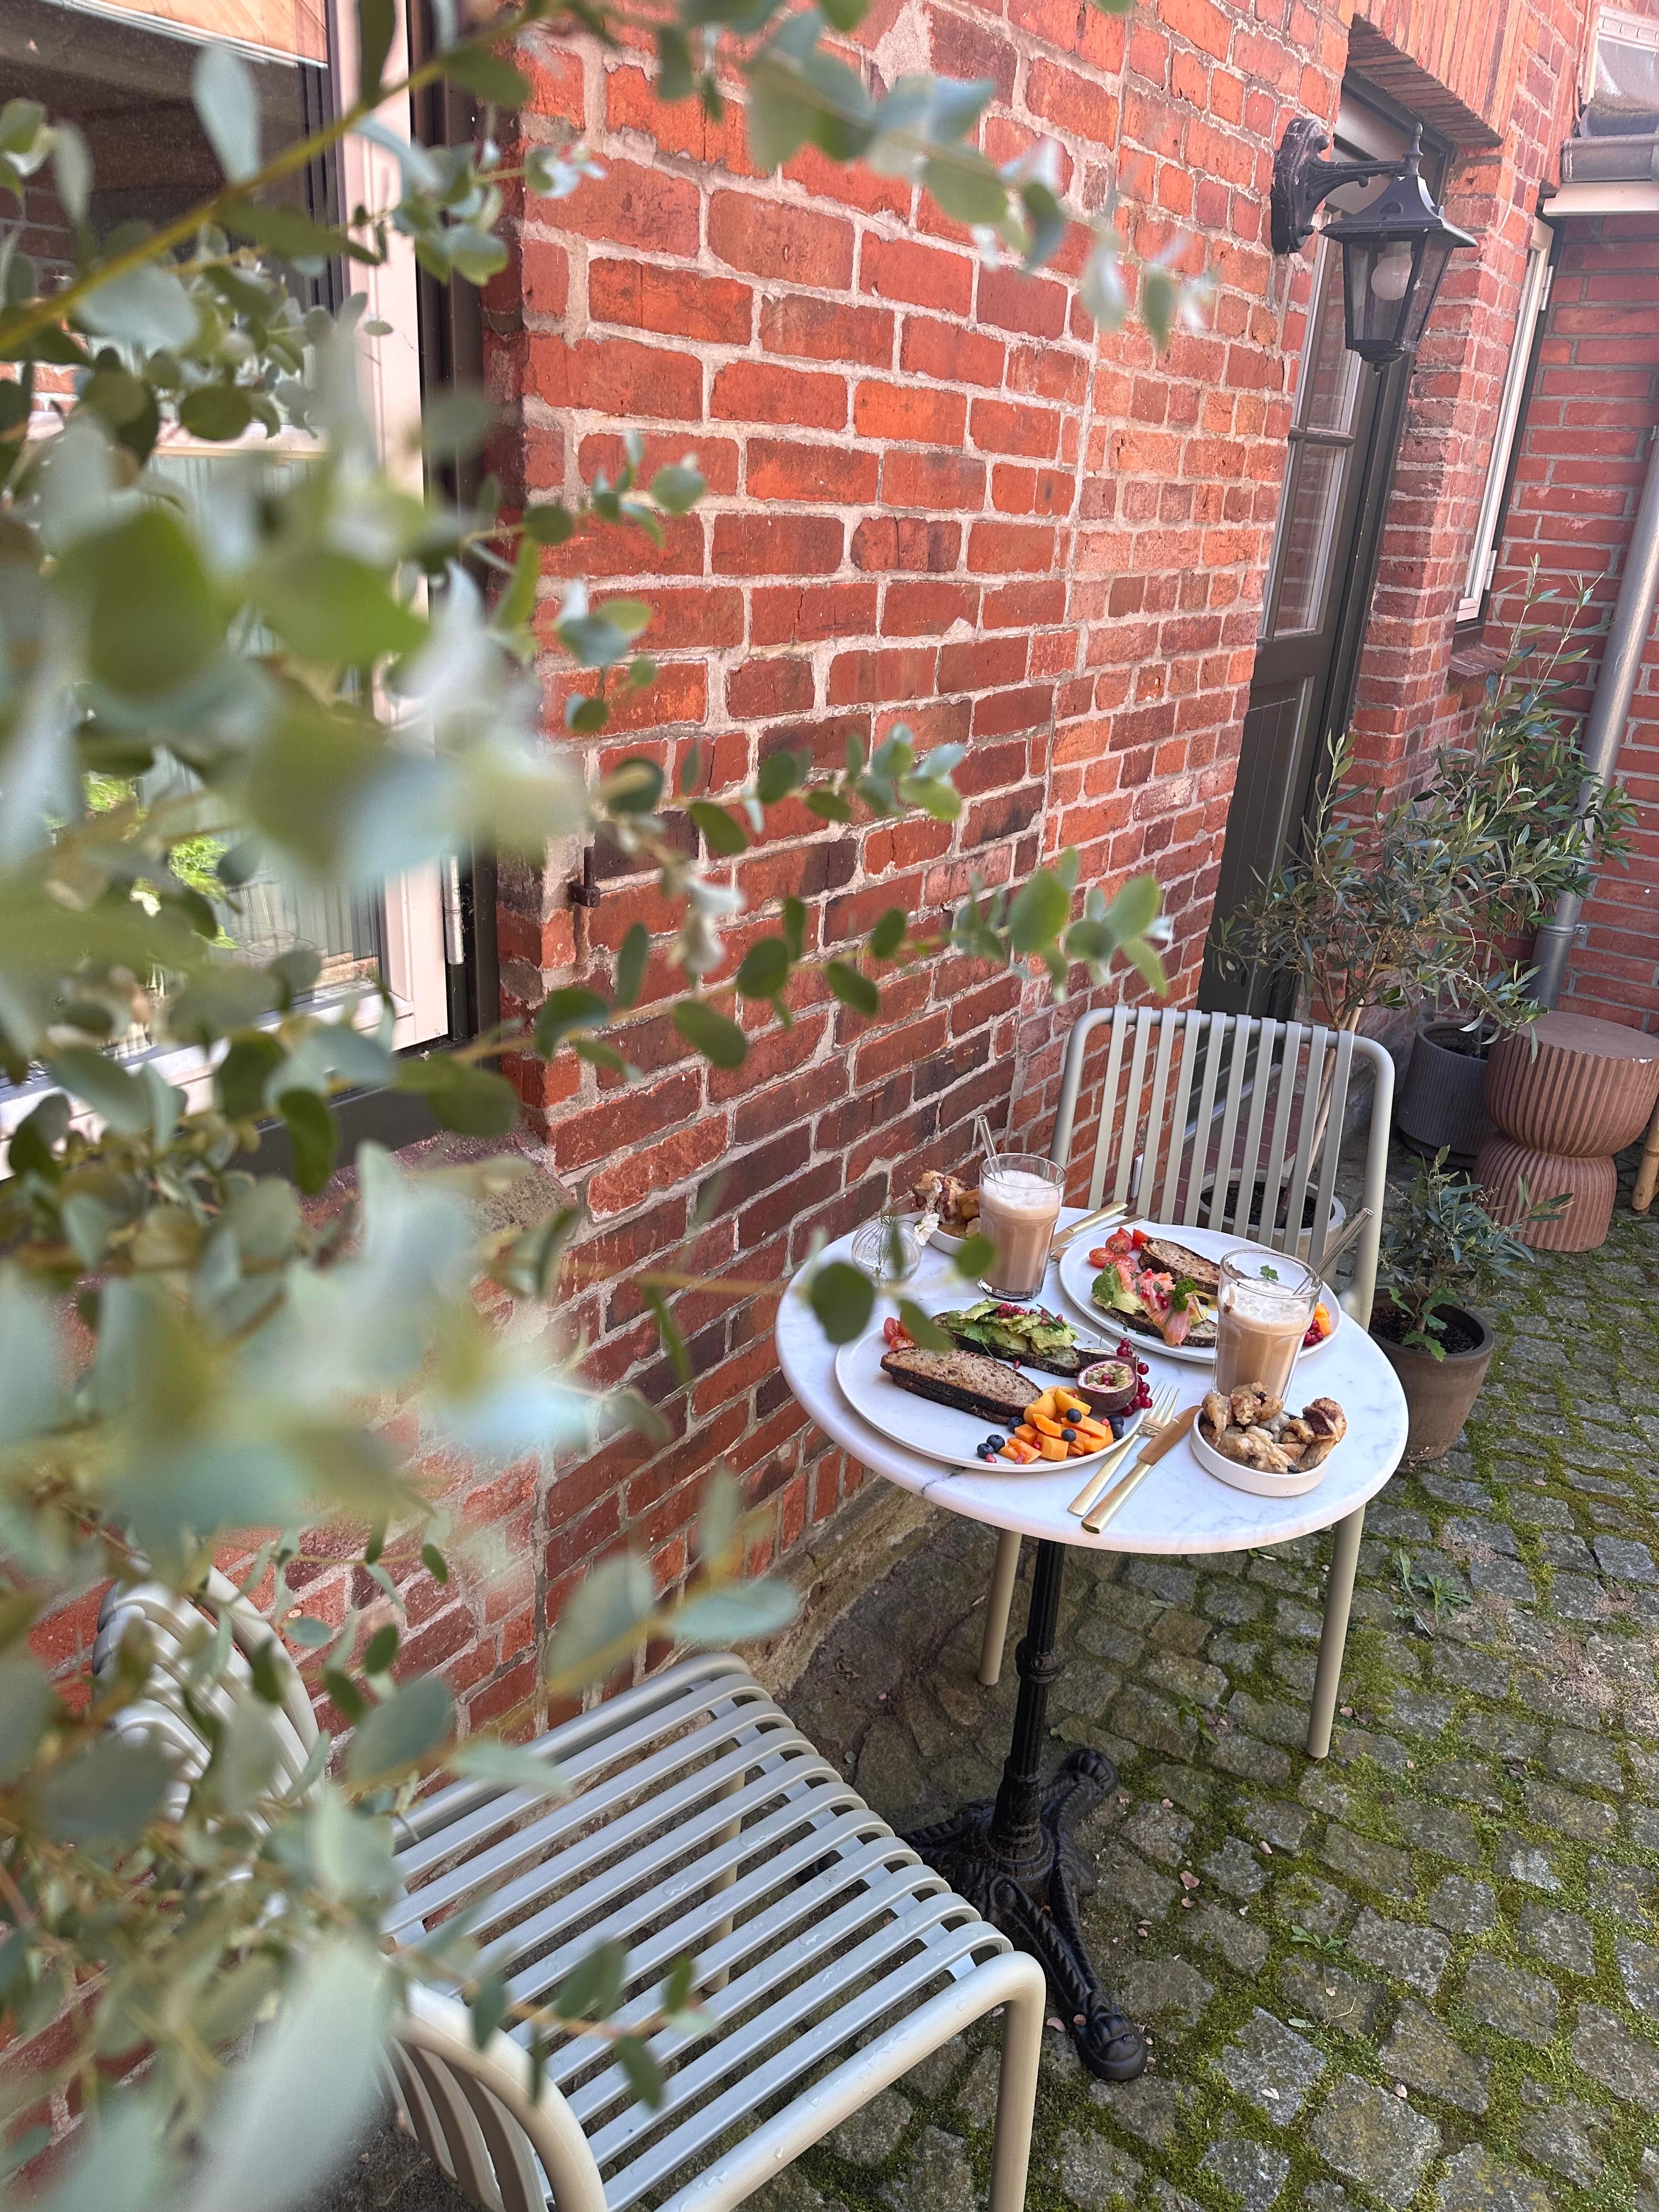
[1077,1356,1137,1417]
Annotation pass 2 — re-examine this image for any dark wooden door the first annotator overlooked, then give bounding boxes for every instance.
[1200,95,1421,1016]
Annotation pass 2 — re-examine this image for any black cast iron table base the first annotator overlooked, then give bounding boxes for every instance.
[903,1537,1147,2083]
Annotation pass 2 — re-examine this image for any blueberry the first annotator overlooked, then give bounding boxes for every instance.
[1061,1427,1077,1443]
[986,1434,1005,1449]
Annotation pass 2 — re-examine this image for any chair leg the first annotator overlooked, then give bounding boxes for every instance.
[989,1965,1045,2212]
[979,1532,1022,1688]
[1307,1505,1365,1760]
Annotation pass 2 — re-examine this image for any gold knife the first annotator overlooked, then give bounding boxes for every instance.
[1083,1404,1198,1535]
[1065,1404,1149,1519]
[1049,1200,1130,1257]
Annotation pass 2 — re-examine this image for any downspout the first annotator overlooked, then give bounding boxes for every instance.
[1531,421,1659,1007]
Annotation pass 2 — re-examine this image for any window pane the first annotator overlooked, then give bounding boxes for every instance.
[1,0,331,292]
[1271,442,1345,635]
[1297,247,1363,434]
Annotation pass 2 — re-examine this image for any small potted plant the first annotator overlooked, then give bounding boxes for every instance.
[1369,1152,1565,1460]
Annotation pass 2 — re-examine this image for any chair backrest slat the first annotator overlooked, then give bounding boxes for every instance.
[1201,1015,1254,1233]
[1256,1021,1303,1245]
[1106,1011,1154,1207]
[1308,1026,1356,1271]
[1228,1019,1278,1238]
[1139,1012,1181,1211]
[1277,1025,1328,1261]
[1182,1011,1230,1228]
[1157,1016,1204,1223]
[1087,1010,1132,1207]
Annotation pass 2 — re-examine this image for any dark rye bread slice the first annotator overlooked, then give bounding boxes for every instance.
[879,1345,1034,1427]
[1137,1237,1222,1295]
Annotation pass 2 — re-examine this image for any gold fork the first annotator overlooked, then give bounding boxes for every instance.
[1066,1383,1178,1519]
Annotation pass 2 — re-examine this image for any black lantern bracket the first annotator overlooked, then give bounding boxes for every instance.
[1271,117,1424,256]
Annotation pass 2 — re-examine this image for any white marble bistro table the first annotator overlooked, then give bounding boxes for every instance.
[775,1208,1409,2085]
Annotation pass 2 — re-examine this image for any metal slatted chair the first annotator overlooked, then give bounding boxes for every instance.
[94,1567,320,1809]
[94,1588,1046,2212]
[977,1007,1395,1759]
[387,1654,1045,2212]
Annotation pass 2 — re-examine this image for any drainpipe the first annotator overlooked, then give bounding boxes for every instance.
[1531,421,1659,1007]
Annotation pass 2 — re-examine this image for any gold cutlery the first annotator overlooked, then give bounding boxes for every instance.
[1066,1383,1178,1519]
[1084,1403,1199,1534]
[1049,1200,1131,1257]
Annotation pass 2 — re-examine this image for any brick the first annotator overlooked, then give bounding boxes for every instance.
[976,266,1070,339]
[928,7,1017,98]
[859,235,974,315]
[522,237,568,317]
[968,520,1058,572]
[881,579,980,635]
[726,656,815,716]
[713,514,845,575]
[711,360,847,430]
[708,191,855,286]
[854,380,967,444]
[851,516,961,572]
[587,259,753,346]
[972,397,1062,459]
[555,159,701,255]
[901,316,1007,403]
[1027,56,1119,144]
[750,580,881,644]
[760,295,894,366]
[881,447,986,510]
[531,336,701,420]
[748,437,877,503]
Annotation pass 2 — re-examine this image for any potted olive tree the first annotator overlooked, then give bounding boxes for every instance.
[1395,583,1635,1159]
[1214,580,1635,1163]
[1369,1152,1565,1460]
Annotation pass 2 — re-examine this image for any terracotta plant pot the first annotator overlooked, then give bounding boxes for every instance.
[1396,1019,1494,1165]
[1369,1301,1496,1463]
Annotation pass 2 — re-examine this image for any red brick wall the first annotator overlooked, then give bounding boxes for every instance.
[471,0,1596,1676]
[1483,213,1659,1035]
[483,0,1334,1639]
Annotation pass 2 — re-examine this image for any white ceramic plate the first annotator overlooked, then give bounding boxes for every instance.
[1189,1413,1334,1498]
[1054,1220,1340,1369]
[832,1322,1122,1472]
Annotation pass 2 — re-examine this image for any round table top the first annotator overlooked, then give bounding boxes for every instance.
[774,1212,1410,1556]
[1519,1011,1659,1063]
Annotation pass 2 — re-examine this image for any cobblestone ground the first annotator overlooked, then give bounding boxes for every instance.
[321,1148,1659,2212]
[769,1152,1659,2212]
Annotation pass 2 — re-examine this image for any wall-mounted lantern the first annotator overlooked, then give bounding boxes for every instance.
[1270,119,1476,364]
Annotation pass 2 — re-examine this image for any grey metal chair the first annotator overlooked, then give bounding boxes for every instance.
[386,1653,1045,2212]
[977,1006,1395,1760]
[94,1588,1046,2212]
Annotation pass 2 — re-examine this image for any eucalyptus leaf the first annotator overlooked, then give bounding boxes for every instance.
[345,1673,455,1784]
[807,1259,874,1345]
[672,1001,747,1070]
[193,45,261,183]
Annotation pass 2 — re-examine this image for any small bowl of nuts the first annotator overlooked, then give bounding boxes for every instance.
[1192,1384,1347,1498]
[910,1170,981,1255]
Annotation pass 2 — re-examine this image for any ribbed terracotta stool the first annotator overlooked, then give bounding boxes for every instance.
[1476,1011,1659,1251]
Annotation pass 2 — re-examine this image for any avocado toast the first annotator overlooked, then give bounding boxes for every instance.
[926,1299,1100,1378]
